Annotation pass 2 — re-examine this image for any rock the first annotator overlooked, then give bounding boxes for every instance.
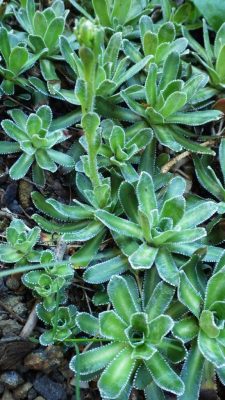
[0,319,22,337]
[33,374,66,400]
[1,182,17,208]
[18,180,33,209]
[34,397,45,400]
[24,347,64,372]
[0,382,4,394]
[12,302,27,318]
[27,388,38,400]
[0,338,36,370]
[0,279,8,293]
[9,200,22,214]
[0,371,24,389]
[2,388,14,400]
[6,277,20,291]
[1,295,27,318]
[51,370,64,383]
[59,364,73,380]
[13,382,33,399]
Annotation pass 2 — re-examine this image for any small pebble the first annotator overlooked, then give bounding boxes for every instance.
[27,388,38,400]
[2,388,14,400]
[6,277,20,291]
[0,319,21,336]
[0,279,8,293]
[1,295,26,317]
[9,200,22,214]
[2,183,17,208]
[24,347,64,372]
[0,382,4,394]
[33,374,66,400]
[0,371,24,389]
[13,382,33,399]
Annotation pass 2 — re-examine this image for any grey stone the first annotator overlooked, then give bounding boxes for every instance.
[6,277,20,291]
[27,388,38,400]
[13,382,33,399]
[33,374,67,400]
[0,382,4,394]
[0,371,24,389]
[2,388,14,400]
[1,295,27,317]
[0,319,21,337]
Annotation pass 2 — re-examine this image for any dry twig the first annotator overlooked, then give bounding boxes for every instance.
[20,303,38,339]
[161,140,214,174]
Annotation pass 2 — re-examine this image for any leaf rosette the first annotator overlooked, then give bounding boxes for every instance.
[94,172,219,285]
[70,274,185,398]
[22,250,74,311]
[0,105,74,185]
[121,52,222,153]
[0,219,40,264]
[171,256,225,399]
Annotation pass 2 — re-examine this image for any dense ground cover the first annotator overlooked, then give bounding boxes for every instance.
[1,1,225,399]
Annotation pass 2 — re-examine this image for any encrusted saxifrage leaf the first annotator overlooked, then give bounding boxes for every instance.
[92,0,111,26]
[136,172,157,216]
[145,281,175,321]
[178,271,202,317]
[83,255,129,283]
[148,315,174,345]
[129,244,158,270]
[204,270,225,309]
[76,312,99,336]
[47,198,93,220]
[173,317,199,343]
[178,342,204,400]
[62,221,104,242]
[145,351,184,395]
[176,201,218,229]
[99,311,127,340]
[194,155,225,201]
[198,330,225,367]
[108,275,140,324]
[95,210,143,239]
[70,342,124,375]
[160,196,185,226]
[155,248,179,286]
[71,231,105,269]
[98,347,135,399]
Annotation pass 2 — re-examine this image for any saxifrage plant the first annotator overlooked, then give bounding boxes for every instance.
[0,218,40,264]
[0,105,74,185]
[0,27,44,95]
[172,254,225,400]
[121,52,222,152]
[95,173,219,285]
[14,0,68,58]
[70,274,185,399]
[183,20,225,90]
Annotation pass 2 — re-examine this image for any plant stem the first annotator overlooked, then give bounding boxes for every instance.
[85,80,95,114]
[87,143,101,187]
[74,343,81,400]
